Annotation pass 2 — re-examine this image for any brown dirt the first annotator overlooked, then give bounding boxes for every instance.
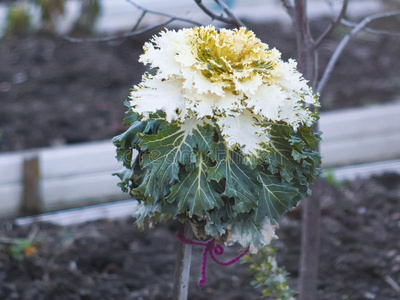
[1,173,400,300]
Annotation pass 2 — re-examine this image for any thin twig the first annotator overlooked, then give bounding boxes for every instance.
[314,0,349,48]
[341,18,400,37]
[65,0,205,44]
[194,0,243,27]
[279,0,295,18]
[131,10,147,33]
[384,275,400,293]
[64,19,175,43]
[28,224,40,241]
[194,0,231,24]
[126,0,203,26]
[316,10,400,94]
[214,0,245,27]
[108,10,147,46]
[325,0,400,37]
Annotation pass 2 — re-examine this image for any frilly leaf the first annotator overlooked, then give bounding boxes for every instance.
[167,151,224,218]
[207,140,258,214]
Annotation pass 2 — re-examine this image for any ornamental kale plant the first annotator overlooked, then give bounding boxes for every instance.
[113,26,320,253]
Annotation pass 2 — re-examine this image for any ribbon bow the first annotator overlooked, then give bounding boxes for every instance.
[176,232,249,287]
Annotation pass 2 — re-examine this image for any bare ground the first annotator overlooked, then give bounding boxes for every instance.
[1,174,400,300]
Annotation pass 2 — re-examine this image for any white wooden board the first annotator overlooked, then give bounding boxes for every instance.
[320,101,400,167]
[323,159,400,182]
[14,158,400,227]
[15,199,138,227]
[1,101,400,217]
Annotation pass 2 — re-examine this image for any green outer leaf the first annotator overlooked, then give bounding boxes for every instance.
[112,104,321,250]
[207,141,258,214]
[229,213,269,249]
[167,151,223,218]
[132,167,169,201]
[112,121,145,168]
[139,121,214,189]
[265,124,298,182]
[254,169,299,223]
[134,200,162,230]
[204,196,235,236]
[112,167,134,193]
[299,125,319,149]
[123,101,139,125]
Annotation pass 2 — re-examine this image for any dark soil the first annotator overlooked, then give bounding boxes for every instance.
[1,19,400,152]
[1,173,400,300]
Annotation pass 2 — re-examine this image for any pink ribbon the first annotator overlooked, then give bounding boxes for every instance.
[176,232,250,287]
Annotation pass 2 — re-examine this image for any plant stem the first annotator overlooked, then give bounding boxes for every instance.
[172,222,193,300]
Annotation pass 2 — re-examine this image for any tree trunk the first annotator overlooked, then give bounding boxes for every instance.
[298,177,322,300]
[297,47,321,300]
[292,2,321,300]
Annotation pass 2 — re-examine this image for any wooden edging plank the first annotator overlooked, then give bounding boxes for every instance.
[0,171,129,217]
[323,159,400,182]
[13,158,400,227]
[20,156,42,215]
[15,199,138,226]
[1,101,400,217]
[0,140,117,185]
[320,131,400,167]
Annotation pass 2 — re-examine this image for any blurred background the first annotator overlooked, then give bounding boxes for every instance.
[0,1,400,299]
[0,0,399,152]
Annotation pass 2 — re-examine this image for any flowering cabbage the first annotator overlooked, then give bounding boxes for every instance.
[113,26,320,253]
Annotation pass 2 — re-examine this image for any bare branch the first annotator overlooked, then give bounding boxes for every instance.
[64,19,174,43]
[195,0,228,22]
[384,275,400,293]
[314,0,349,48]
[194,0,244,27]
[214,0,245,27]
[65,0,206,44]
[105,10,147,46]
[126,0,203,27]
[341,18,400,37]
[194,0,230,23]
[316,10,400,94]
[279,0,295,18]
[131,10,147,33]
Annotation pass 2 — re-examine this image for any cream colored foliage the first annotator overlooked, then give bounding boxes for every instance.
[227,216,278,254]
[130,26,317,157]
[247,84,285,121]
[129,75,186,123]
[217,110,268,155]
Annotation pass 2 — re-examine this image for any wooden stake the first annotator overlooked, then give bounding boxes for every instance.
[172,222,193,300]
[20,155,42,216]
